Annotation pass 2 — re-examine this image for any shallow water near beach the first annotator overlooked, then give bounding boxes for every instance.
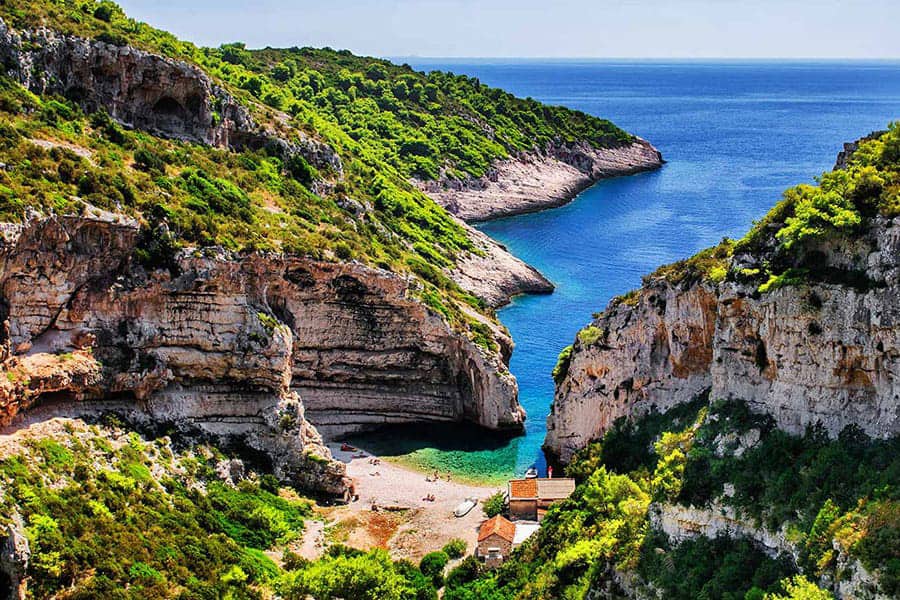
[352,59,900,483]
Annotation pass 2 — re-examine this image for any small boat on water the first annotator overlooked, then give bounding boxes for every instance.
[454,497,477,517]
[524,467,539,479]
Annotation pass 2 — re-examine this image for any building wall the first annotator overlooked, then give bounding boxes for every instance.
[477,533,512,560]
[509,499,537,521]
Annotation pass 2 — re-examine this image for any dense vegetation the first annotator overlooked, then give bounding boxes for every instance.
[679,401,900,595]
[2,0,631,182]
[0,421,307,598]
[0,420,441,599]
[609,125,899,297]
[6,402,874,599]
[441,398,898,599]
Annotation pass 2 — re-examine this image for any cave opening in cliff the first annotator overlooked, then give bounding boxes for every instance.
[151,96,188,132]
[0,570,13,600]
[63,85,89,104]
[755,339,769,372]
[0,297,8,346]
[153,96,185,116]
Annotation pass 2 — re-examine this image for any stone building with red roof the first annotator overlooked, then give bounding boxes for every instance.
[508,477,575,521]
[476,514,516,568]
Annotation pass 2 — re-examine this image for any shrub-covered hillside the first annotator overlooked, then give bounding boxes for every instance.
[0,419,441,599]
[630,124,900,293]
[2,0,631,181]
[444,399,897,599]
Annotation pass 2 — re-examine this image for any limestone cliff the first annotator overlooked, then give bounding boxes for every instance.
[0,216,524,498]
[0,17,341,175]
[416,138,664,222]
[648,502,889,600]
[546,279,717,462]
[547,134,900,464]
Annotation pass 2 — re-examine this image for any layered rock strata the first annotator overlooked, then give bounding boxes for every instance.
[417,139,664,222]
[546,280,718,462]
[0,216,524,497]
[547,215,900,465]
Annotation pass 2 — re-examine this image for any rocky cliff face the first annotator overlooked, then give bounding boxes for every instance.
[0,17,341,174]
[547,154,900,465]
[711,218,900,439]
[546,279,717,462]
[0,216,524,498]
[417,139,664,222]
[648,502,889,600]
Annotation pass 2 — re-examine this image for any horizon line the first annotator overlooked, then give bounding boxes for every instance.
[385,55,900,62]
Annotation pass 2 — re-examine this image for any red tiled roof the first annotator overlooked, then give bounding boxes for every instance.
[509,479,538,499]
[478,515,516,543]
[509,478,575,500]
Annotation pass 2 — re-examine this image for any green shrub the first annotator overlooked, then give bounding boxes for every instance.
[419,551,450,587]
[133,147,167,174]
[637,532,796,600]
[552,345,573,383]
[442,538,467,559]
[482,491,506,518]
[92,2,116,22]
[445,555,482,589]
[577,325,604,346]
[279,548,435,600]
[765,576,834,600]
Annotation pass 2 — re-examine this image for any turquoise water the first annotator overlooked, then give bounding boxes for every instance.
[358,60,900,482]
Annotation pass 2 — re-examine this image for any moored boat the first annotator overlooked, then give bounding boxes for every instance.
[454,497,478,517]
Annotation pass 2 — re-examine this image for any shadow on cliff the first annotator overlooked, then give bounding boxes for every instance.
[341,422,528,482]
[344,422,518,457]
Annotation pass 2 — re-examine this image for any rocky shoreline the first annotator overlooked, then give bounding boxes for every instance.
[416,138,664,222]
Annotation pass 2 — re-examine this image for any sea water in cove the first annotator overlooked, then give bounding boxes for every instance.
[350,60,900,485]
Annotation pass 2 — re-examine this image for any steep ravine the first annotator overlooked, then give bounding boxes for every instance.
[0,15,664,502]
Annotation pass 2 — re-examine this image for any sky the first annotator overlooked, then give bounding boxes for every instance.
[117,0,900,59]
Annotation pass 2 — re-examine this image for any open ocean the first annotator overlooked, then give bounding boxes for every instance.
[352,59,900,483]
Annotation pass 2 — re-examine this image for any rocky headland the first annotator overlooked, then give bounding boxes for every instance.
[0,6,665,508]
[416,138,663,222]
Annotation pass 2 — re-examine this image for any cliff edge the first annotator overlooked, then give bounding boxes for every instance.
[547,127,900,463]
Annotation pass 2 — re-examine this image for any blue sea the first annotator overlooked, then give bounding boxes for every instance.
[354,60,900,483]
